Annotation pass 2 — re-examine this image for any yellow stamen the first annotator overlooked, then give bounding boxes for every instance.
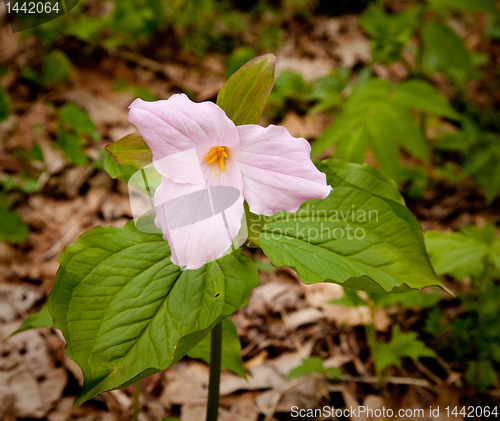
[204,147,218,161]
[204,146,228,171]
[207,154,218,164]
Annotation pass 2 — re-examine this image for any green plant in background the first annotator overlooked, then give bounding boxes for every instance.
[55,102,98,166]
[0,86,10,122]
[265,68,351,120]
[0,192,29,244]
[312,78,459,183]
[425,224,500,390]
[288,356,343,381]
[311,0,500,202]
[21,50,72,88]
[330,288,438,378]
[433,117,500,203]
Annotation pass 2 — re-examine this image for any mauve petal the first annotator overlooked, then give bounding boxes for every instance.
[128,94,239,184]
[234,124,332,215]
[154,177,244,270]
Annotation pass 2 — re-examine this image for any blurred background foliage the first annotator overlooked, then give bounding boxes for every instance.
[1,0,500,411]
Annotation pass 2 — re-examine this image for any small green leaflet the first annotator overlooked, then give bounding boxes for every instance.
[259,160,447,294]
[187,316,246,379]
[288,356,342,380]
[374,325,435,374]
[49,219,259,407]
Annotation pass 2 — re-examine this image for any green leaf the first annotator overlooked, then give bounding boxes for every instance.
[217,54,277,125]
[374,325,435,373]
[288,356,324,379]
[368,290,441,309]
[429,0,498,14]
[49,219,259,407]
[11,304,53,337]
[393,80,459,120]
[259,160,446,293]
[329,288,368,307]
[465,360,498,391]
[422,22,473,86]
[312,79,428,182]
[326,366,343,380]
[41,50,72,87]
[0,86,10,122]
[105,132,153,170]
[187,317,246,379]
[60,103,99,140]
[0,194,29,244]
[55,126,88,166]
[332,126,368,164]
[104,153,137,183]
[425,224,500,279]
[361,4,421,65]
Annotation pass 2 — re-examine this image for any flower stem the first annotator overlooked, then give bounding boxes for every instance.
[206,321,223,421]
[133,381,140,421]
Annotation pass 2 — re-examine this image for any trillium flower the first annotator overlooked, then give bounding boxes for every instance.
[128,93,331,269]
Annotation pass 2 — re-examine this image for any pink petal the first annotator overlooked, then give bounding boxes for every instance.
[235,124,332,215]
[128,94,239,184]
[154,177,244,270]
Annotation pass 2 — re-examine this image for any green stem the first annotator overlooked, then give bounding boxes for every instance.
[206,321,222,421]
[133,381,140,421]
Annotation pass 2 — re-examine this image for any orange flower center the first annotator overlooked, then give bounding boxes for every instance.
[204,146,228,171]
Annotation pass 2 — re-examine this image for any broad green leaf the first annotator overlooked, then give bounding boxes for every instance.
[217,54,277,125]
[104,153,136,183]
[0,87,10,122]
[374,325,435,373]
[49,219,259,407]
[259,160,446,293]
[105,132,153,170]
[60,103,99,140]
[422,22,473,86]
[393,80,459,120]
[187,317,246,379]
[11,304,53,336]
[0,194,28,244]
